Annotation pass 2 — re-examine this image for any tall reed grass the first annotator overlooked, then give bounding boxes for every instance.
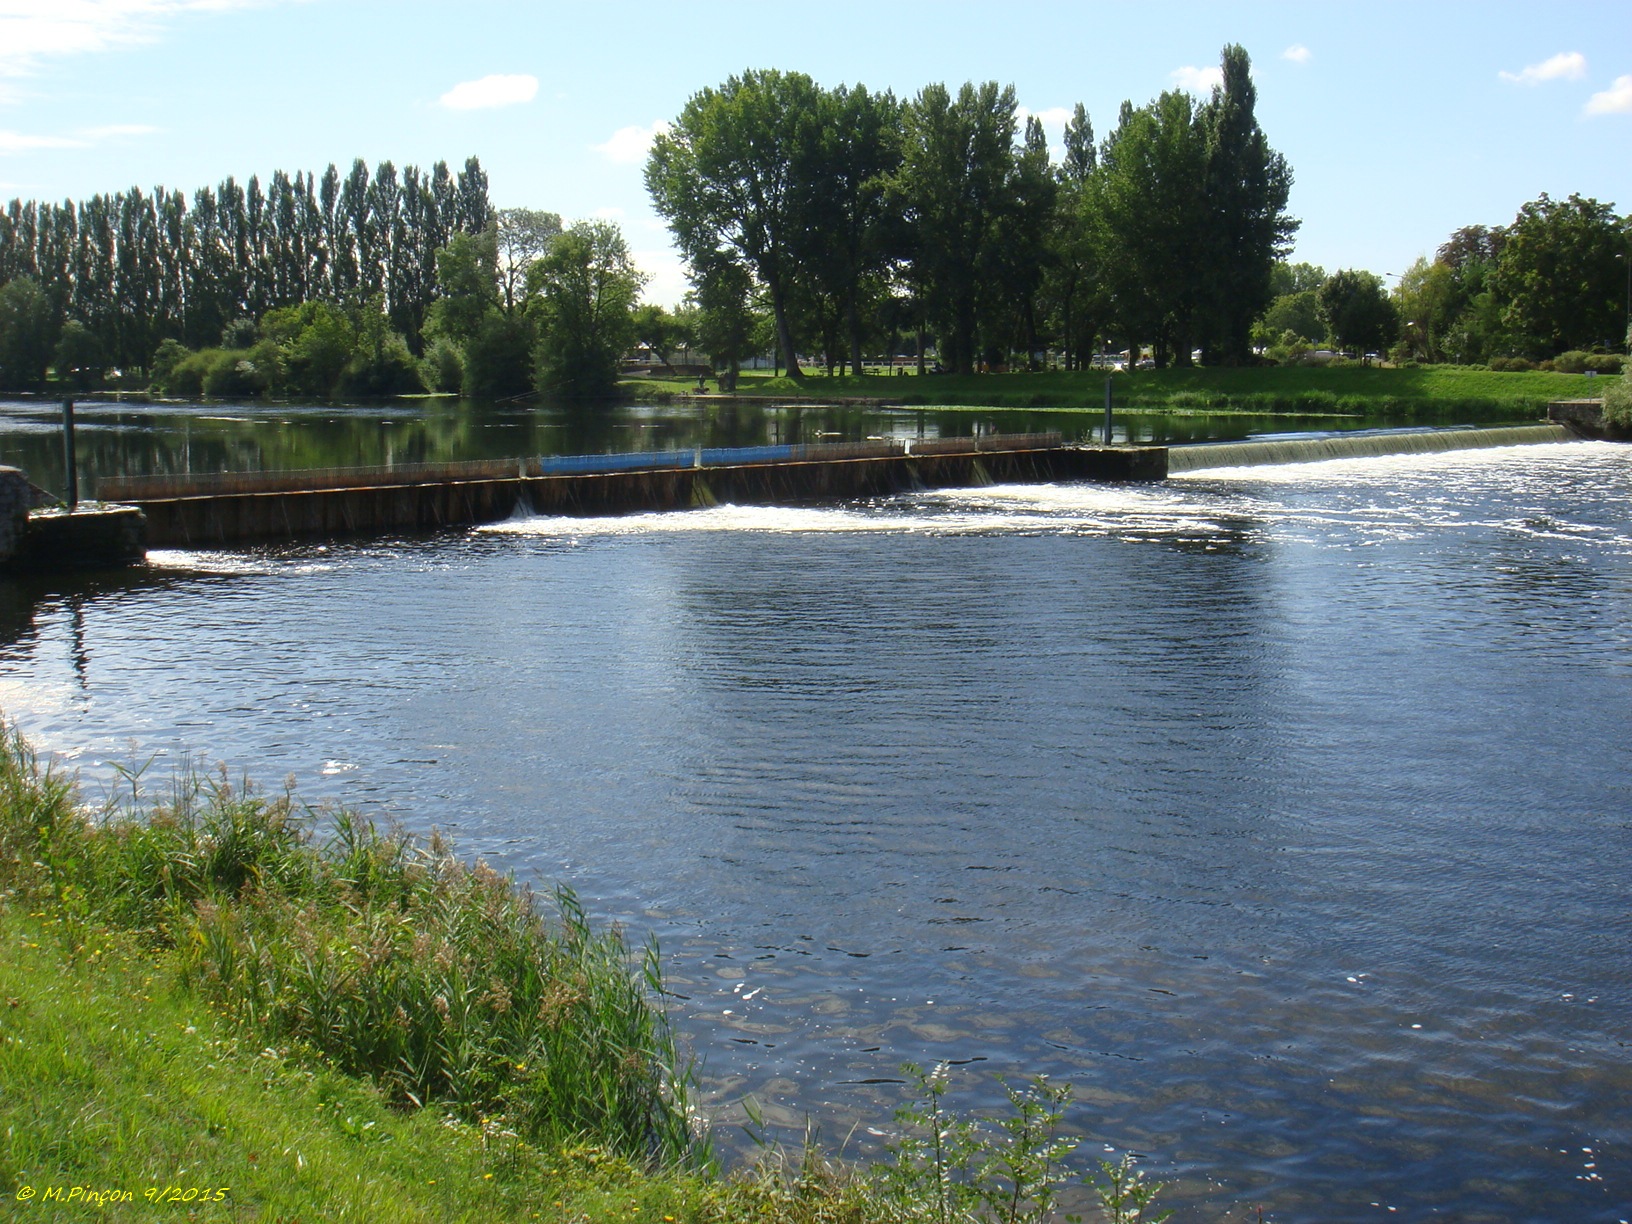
[0,725,698,1167]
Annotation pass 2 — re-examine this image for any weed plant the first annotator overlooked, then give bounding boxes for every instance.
[0,725,697,1167]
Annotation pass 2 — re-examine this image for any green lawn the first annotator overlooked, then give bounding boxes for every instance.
[623,364,1606,417]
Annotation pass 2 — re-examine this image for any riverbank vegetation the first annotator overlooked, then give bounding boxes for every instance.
[0,725,1167,1222]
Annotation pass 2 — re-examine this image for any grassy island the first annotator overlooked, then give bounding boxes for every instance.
[0,726,1165,1223]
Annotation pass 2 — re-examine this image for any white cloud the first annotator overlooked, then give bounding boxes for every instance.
[1498,51,1587,85]
[632,245,688,310]
[0,128,85,153]
[438,73,538,111]
[0,121,163,154]
[0,0,275,80]
[1584,74,1632,115]
[1016,105,1072,130]
[593,119,669,165]
[78,122,158,139]
[1169,65,1224,94]
[1282,44,1311,65]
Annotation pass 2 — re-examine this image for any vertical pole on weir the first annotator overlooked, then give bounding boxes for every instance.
[1103,377,1114,446]
[62,398,78,511]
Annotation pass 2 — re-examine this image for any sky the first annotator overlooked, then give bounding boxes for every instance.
[1,0,1629,308]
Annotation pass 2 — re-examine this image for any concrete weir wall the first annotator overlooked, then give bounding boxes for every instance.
[1,466,147,572]
[133,445,1168,547]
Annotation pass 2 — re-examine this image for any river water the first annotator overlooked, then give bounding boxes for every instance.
[2,440,1629,1221]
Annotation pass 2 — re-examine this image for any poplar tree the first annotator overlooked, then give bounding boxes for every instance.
[1200,44,1297,363]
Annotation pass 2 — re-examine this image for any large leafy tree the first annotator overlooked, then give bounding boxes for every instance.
[1099,90,1210,366]
[894,80,1021,375]
[647,69,824,379]
[1490,193,1627,357]
[0,276,58,390]
[1318,269,1398,358]
[531,220,644,399]
[804,83,903,374]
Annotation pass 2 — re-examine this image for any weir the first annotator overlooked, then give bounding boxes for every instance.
[111,435,1168,547]
[1167,423,1574,473]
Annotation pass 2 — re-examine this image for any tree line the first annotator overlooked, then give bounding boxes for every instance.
[645,46,1297,380]
[1258,193,1629,369]
[0,149,648,399]
[0,157,492,387]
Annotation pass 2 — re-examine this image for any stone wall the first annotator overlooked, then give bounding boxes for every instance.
[0,467,37,564]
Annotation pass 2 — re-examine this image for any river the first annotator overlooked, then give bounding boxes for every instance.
[1,434,1628,1221]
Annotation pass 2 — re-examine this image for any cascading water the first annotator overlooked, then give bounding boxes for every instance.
[1166,422,1572,472]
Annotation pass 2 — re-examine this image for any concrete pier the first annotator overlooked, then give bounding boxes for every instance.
[1,466,147,572]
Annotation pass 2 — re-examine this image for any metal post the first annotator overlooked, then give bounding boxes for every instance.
[62,398,78,511]
[1103,377,1114,446]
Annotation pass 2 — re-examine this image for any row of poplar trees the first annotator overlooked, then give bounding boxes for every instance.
[0,156,493,378]
[646,45,1297,378]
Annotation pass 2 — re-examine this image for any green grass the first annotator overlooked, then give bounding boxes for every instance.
[0,725,1169,1222]
[622,364,1605,418]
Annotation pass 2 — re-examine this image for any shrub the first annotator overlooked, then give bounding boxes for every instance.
[337,330,425,398]
[421,335,465,394]
[1489,356,1536,372]
[1585,353,1624,375]
[1603,371,1632,430]
[201,346,274,397]
[1552,350,1590,373]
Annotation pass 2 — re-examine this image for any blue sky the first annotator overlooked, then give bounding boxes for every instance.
[2,0,1629,307]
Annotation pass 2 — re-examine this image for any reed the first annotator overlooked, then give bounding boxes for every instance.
[0,725,698,1168]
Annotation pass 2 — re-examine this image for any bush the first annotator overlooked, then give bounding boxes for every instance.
[1489,356,1536,372]
[1603,372,1632,430]
[200,342,283,397]
[1552,350,1590,373]
[421,335,465,394]
[337,330,425,398]
[1585,353,1624,375]
[148,338,190,391]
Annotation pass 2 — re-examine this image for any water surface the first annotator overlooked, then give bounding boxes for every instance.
[2,441,1628,1221]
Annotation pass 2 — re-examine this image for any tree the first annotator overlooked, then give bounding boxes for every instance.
[1199,45,1297,363]
[805,82,903,374]
[0,276,59,390]
[689,256,763,389]
[1260,290,1323,344]
[531,220,644,399]
[1490,193,1627,357]
[495,208,562,313]
[1099,89,1210,366]
[1317,270,1398,358]
[1270,261,1326,297]
[52,320,103,389]
[632,303,685,369]
[647,69,825,380]
[1391,256,1457,362]
[423,229,499,345]
[894,80,1021,375]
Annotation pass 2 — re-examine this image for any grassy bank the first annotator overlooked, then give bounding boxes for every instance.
[623,364,1603,418]
[0,727,1167,1222]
